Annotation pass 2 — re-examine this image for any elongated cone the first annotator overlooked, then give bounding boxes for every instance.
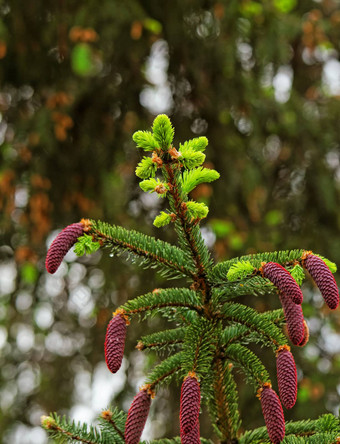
[279,292,304,346]
[262,262,303,304]
[303,253,339,310]
[46,222,84,273]
[180,374,200,438]
[182,421,200,444]
[125,388,152,444]
[260,384,285,443]
[105,312,127,373]
[276,345,297,409]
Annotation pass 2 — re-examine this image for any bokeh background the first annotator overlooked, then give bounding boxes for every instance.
[1,0,340,442]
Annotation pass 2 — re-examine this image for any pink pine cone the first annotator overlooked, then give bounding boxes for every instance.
[279,291,305,346]
[260,385,285,443]
[46,222,84,274]
[125,389,151,444]
[262,262,303,304]
[303,254,339,310]
[276,346,297,409]
[105,313,127,374]
[180,375,200,438]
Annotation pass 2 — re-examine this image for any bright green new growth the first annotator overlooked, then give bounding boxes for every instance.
[227,260,255,282]
[74,233,100,256]
[44,114,340,444]
[135,156,157,178]
[152,113,174,149]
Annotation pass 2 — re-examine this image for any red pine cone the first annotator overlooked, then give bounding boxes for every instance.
[260,385,285,443]
[105,313,127,373]
[279,291,305,346]
[276,346,297,409]
[180,374,200,438]
[125,388,151,444]
[46,222,84,274]
[181,421,200,444]
[262,262,303,304]
[303,254,339,310]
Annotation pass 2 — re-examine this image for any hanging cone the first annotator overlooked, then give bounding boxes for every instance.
[276,345,297,409]
[180,373,200,439]
[46,222,85,273]
[279,291,305,346]
[261,262,303,304]
[104,310,128,373]
[125,387,152,444]
[259,384,285,444]
[303,253,339,310]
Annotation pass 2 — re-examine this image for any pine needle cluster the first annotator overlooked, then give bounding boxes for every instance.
[43,115,340,443]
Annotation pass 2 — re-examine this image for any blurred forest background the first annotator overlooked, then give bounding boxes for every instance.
[1,0,340,442]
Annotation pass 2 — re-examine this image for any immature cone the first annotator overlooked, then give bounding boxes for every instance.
[125,388,152,444]
[261,262,303,304]
[276,346,297,409]
[279,291,305,346]
[303,253,339,310]
[105,312,127,373]
[260,385,285,443]
[46,222,84,273]
[180,373,200,439]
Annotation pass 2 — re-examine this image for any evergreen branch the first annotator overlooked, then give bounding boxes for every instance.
[182,318,216,376]
[181,167,219,194]
[210,249,305,284]
[220,309,285,348]
[162,163,213,297]
[225,344,270,389]
[239,413,340,443]
[137,327,186,352]
[98,408,126,443]
[221,303,287,348]
[41,413,110,444]
[146,352,184,389]
[212,276,277,302]
[121,288,203,318]
[89,220,195,279]
[208,358,241,442]
[179,136,209,152]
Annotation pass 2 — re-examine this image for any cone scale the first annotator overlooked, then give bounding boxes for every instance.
[261,262,303,304]
[303,253,339,310]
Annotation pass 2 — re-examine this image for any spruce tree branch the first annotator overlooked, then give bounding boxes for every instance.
[212,358,240,442]
[127,302,204,316]
[138,339,183,351]
[149,365,182,390]
[89,221,195,279]
[47,424,97,444]
[101,413,125,441]
[163,163,212,302]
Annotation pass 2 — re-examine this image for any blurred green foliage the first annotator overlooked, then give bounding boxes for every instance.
[1,0,340,442]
